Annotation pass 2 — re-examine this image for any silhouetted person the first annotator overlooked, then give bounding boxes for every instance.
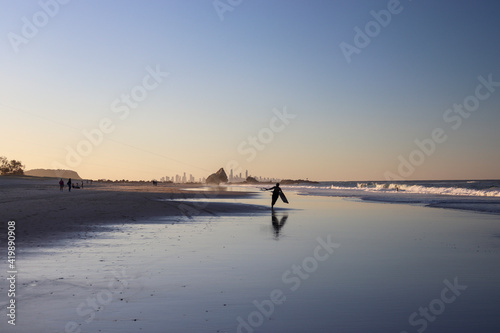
[67,178,72,192]
[59,179,64,191]
[264,183,288,209]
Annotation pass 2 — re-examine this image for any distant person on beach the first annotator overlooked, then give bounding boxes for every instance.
[264,183,289,209]
[67,178,72,192]
[59,179,64,191]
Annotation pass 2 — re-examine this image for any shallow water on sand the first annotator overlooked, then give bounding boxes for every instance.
[1,192,500,332]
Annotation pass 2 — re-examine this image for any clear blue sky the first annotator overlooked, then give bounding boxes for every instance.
[1,0,499,181]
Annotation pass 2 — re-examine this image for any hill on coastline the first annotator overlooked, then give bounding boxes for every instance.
[25,169,82,180]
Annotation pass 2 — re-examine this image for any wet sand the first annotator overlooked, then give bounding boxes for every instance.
[1,177,500,332]
[0,177,262,247]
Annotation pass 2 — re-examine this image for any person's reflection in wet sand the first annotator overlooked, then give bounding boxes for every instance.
[272,212,288,240]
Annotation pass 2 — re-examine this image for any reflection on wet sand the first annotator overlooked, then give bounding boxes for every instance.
[272,211,288,239]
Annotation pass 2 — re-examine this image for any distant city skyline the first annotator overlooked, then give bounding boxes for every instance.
[155,169,279,184]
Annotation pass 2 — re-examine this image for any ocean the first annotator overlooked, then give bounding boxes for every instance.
[286,179,500,196]
[236,179,500,215]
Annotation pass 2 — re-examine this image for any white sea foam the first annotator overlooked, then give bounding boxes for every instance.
[235,180,500,214]
[282,183,500,198]
[274,181,500,214]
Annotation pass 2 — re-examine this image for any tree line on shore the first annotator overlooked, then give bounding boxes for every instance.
[0,156,24,176]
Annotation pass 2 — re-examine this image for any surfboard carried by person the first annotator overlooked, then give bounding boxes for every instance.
[263,183,288,209]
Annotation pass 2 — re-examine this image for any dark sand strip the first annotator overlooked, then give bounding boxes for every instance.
[0,178,264,247]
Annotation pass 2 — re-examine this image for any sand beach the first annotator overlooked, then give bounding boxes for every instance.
[0,177,261,247]
[1,177,499,332]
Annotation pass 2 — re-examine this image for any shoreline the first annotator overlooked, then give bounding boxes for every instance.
[291,187,500,215]
[2,176,499,251]
[1,177,499,332]
[0,177,265,248]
